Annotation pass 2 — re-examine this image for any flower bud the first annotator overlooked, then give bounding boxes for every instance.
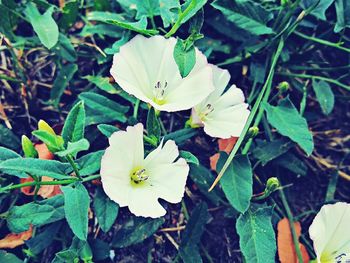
[266,177,280,194]
[247,126,259,138]
[281,0,289,7]
[21,135,38,158]
[277,81,290,93]
[38,120,56,135]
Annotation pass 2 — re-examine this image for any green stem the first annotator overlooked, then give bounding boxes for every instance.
[1,174,100,192]
[0,74,22,82]
[143,135,158,147]
[66,155,82,180]
[278,72,350,91]
[294,31,350,53]
[133,99,140,119]
[279,189,304,263]
[209,39,285,191]
[164,0,197,38]
[287,64,350,72]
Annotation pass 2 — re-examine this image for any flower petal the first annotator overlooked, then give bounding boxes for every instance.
[309,202,350,262]
[203,104,250,138]
[100,124,144,207]
[128,186,166,218]
[144,140,189,204]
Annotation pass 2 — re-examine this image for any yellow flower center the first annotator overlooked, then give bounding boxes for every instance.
[130,167,148,186]
[199,103,214,120]
[153,80,167,105]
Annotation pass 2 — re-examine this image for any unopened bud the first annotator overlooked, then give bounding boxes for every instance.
[277,81,290,93]
[266,177,280,194]
[248,126,259,138]
[281,0,289,7]
[21,135,38,158]
[38,120,56,135]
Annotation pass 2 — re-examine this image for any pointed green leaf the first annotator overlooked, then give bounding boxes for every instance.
[62,101,86,146]
[24,2,59,49]
[264,96,314,156]
[61,183,90,240]
[236,205,276,263]
[217,154,253,213]
[173,38,196,78]
[312,79,335,115]
[93,188,119,232]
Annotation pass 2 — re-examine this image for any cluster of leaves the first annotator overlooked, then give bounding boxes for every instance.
[0,0,349,262]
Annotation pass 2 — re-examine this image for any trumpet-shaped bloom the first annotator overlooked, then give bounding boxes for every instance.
[309,202,350,263]
[190,65,250,139]
[100,124,189,218]
[110,34,215,112]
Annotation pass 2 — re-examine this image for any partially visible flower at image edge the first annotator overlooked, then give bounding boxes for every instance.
[100,123,189,218]
[190,65,250,139]
[110,34,215,112]
[309,202,350,263]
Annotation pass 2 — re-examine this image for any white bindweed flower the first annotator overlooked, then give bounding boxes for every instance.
[110,34,215,112]
[100,123,189,218]
[190,65,250,139]
[309,202,350,263]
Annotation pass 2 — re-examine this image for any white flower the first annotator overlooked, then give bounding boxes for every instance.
[100,123,189,218]
[309,202,350,263]
[190,65,250,139]
[110,34,215,112]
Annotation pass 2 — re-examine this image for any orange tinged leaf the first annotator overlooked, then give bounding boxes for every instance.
[20,143,61,198]
[209,137,238,171]
[277,218,310,263]
[35,143,54,160]
[0,226,33,249]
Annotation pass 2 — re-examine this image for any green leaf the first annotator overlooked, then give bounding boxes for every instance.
[90,239,110,261]
[79,92,129,125]
[87,11,158,36]
[312,79,335,115]
[62,101,86,146]
[7,196,65,233]
[76,150,104,176]
[83,75,118,94]
[0,125,20,150]
[179,202,209,263]
[236,205,276,263]
[146,107,161,140]
[32,130,64,153]
[112,217,164,248]
[58,0,79,30]
[334,0,350,32]
[159,0,180,27]
[22,135,38,158]
[53,33,77,62]
[211,0,273,35]
[264,96,314,156]
[97,124,119,137]
[0,250,23,263]
[217,154,253,213]
[61,183,90,240]
[301,0,335,20]
[56,139,90,157]
[26,223,62,255]
[50,63,78,105]
[24,2,59,49]
[163,128,197,145]
[0,146,21,161]
[0,158,71,179]
[173,38,196,78]
[252,138,294,166]
[180,151,199,165]
[189,164,224,205]
[93,188,119,232]
[274,152,308,176]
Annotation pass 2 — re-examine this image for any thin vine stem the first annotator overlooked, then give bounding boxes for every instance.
[278,72,350,91]
[164,0,197,38]
[209,38,285,191]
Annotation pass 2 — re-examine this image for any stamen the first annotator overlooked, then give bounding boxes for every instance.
[153,80,168,104]
[199,103,215,120]
[131,168,149,183]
